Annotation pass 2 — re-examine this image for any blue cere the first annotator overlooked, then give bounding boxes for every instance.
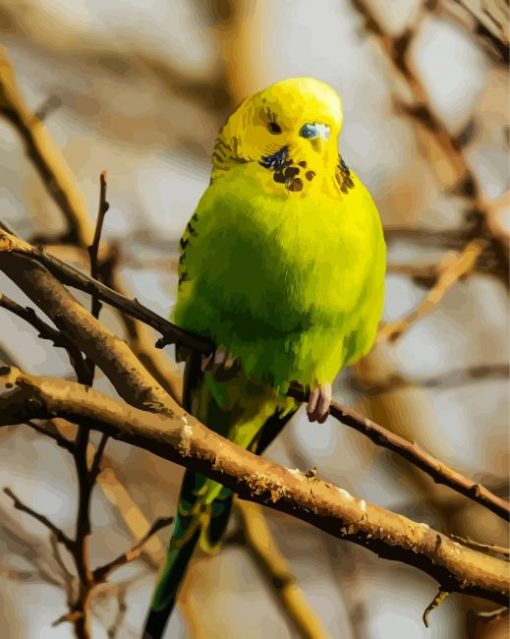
[299,123,330,140]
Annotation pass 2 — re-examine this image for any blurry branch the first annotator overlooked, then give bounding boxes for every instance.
[0,505,66,588]
[0,4,230,116]
[352,0,509,284]
[24,419,75,452]
[449,534,510,559]
[0,292,89,380]
[439,0,509,64]
[0,47,182,401]
[3,487,74,551]
[348,362,509,395]
[2,226,507,521]
[93,462,165,569]
[50,533,75,609]
[1,367,509,607]
[0,47,92,246]
[235,499,331,639]
[92,516,173,583]
[378,239,486,342]
[107,585,128,639]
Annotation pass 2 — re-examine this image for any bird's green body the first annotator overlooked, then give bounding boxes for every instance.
[142,77,386,639]
[175,162,385,389]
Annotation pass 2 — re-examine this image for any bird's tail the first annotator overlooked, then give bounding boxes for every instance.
[142,468,233,639]
[141,351,296,639]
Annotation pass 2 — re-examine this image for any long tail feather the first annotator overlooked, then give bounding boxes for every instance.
[141,353,297,639]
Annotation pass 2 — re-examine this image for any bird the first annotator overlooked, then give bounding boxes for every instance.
[142,77,386,638]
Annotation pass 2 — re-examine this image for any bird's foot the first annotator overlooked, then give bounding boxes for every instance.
[306,383,332,423]
[201,348,237,374]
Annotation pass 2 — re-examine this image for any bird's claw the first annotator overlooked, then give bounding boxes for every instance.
[201,348,237,374]
[306,383,332,423]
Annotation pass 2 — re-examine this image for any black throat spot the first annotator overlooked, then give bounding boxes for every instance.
[260,146,305,192]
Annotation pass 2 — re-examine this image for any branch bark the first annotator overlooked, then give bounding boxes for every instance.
[0,367,508,607]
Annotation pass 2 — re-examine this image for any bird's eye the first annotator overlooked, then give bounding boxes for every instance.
[268,121,282,134]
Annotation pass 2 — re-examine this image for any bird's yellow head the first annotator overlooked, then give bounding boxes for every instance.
[212,77,351,195]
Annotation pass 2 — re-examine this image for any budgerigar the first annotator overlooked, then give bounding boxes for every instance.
[142,77,386,638]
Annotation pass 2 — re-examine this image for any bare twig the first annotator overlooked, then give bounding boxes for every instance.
[352,0,509,283]
[309,390,510,522]
[0,227,211,355]
[449,534,510,558]
[378,240,486,342]
[0,292,89,380]
[93,516,173,583]
[423,588,450,627]
[25,419,75,452]
[88,171,109,321]
[0,47,92,245]
[235,499,330,638]
[3,487,74,551]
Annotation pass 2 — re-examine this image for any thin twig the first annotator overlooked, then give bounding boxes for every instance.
[107,585,128,639]
[378,239,486,342]
[50,533,75,606]
[89,433,109,481]
[422,588,450,627]
[88,171,109,321]
[25,419,76,452]
[0,292,89,379]
[3,487,74,551]
[294,389,510,523]
[449,534,510,558]
[93,516,173,583]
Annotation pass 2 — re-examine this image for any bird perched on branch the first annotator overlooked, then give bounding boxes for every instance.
[142,77,385,638]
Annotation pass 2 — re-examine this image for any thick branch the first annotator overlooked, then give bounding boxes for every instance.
[0,368,508,606]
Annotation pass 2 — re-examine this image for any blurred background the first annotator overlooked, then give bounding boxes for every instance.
[0,0,508,637]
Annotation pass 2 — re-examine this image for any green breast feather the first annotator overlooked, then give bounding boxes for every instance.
[174,163,385,391]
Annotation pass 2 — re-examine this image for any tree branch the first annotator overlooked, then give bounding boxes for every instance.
[3,486,74,551]
[352,0,509,283]
[0,46,92,246]
[0,292,89,380]
[1,225,508,521]
[0,367,508,607]
[235,499,330,638]
[378,239,486,342]
[92,516,173,583]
